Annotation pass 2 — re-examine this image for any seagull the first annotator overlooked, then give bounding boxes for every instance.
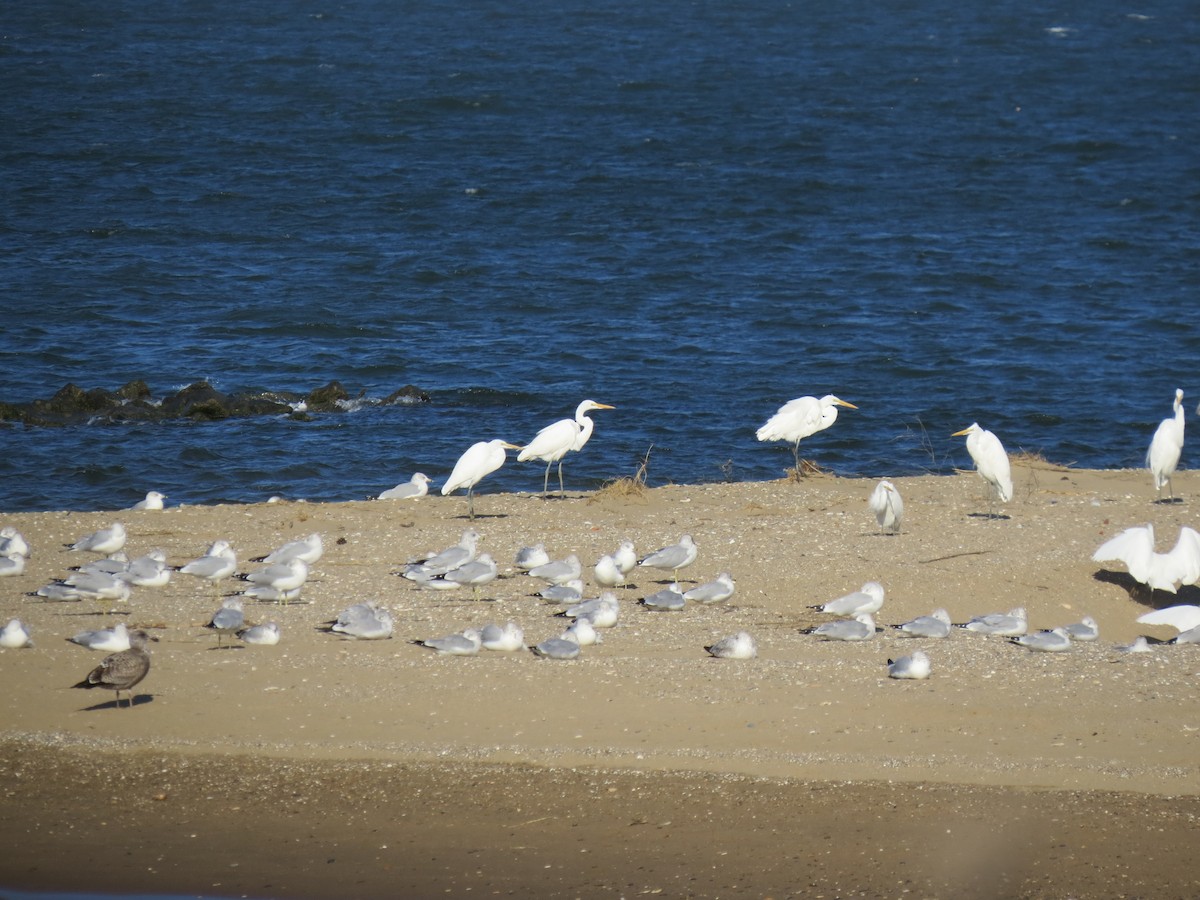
[952,423,1013,517]
[869,479,904,535]
[637,535,698,581]
[705,631,757,659]
[594,554,627,589]
[1147,388,1185,501]
[179,540,238,584]
[480,622,525,652]
[517,399,615,496]
[809,582,885,617]
[514,543,551,571]
[436,553,499,594]
[1093,524,1200,593]
[327,604,394,640]
[563,617,601,647]
[60,570,132,606]
[538,579,585,603]
[684,572,736,604]
[72,629,153,708]
[1116,636,1153,654]
[238,557,309,594]
[377,472,431,500]
[891,608,952,639]
[612,540,637,576]
[414,628,483,656]
[803,613,876,641]
[0,552,27,577]
[404,529,480,580]
[1063,615,1100,642]
[562,594,621,628]
[231,583,304,605]
[0,527,30,559]
[1010,628,1073,652]
[119,550,172,588]
[67,522,127,555]
[530,636,582,660]
[253,532,323,566]
[527,553,582,586]
[237,622,282,646]
[0,619,34,649]
[129,491,166,510]
[755,394,858,474]
[440,439,522,519]
[887,650,931,679]
[205,598,245,647]
[957,607,1027,636]
[640,584,686,611]
[69,622,131,652]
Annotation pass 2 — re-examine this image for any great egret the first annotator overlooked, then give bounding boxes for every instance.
[868,479,904,534]
[1147,388,1184,501]
[755,394,858,474]
[518,400,615,496]
[1092,523,1200,593]
[952,423,1013,516]
[1136,604,1200,633]
[440,439,521,519]
[705,631,757,659]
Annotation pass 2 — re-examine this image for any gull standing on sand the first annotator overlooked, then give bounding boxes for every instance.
[0,619,34,649]
[405,528,480,580]
[179,539,238,585]
[887,651,931,679]
[755,394,858,474]
[810,582,885,617]
[804,613,876,641]
[72,629,153,708]
[67,522,126,555]
[237,622,281,646]
[891,608,952,639]
[378,472,431,500]
[638,535,698,581]
[613,539,637,576]
[957,606,1027,636]
[952,423,1013,517]
[1147,388,1185,501]
[1092,523,1200,593]
[706,631,757,659]
[441,439,522,519]
[238,557,309,596]
[205,598,245,647]
[129,491,166,510]
[869,479,904,535]
[684,572,736,604]
[517,400,615,497]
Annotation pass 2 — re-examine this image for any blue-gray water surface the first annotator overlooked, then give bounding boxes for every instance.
[3,0,1198,512]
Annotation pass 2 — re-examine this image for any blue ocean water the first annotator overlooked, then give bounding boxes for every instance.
[2,0,1198,512]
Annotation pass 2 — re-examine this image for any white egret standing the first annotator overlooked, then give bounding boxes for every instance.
[1147,388,1184,502]
[755,394,857,475]
[440,440,522,519]
[952,423,1013,517]
[868,479,903,534]
[518,400,615,496]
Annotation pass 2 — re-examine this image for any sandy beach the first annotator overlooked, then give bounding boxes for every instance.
[2,462,1199,898]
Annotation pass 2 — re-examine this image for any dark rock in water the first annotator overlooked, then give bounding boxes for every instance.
[383,384,431,405]
[0,381,431,427]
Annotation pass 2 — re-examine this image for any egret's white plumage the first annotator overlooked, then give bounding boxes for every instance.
[1092,524,1200,593]
[517,400,615,496]
[441,440,521,518]
[1136,604,1200,635]
[755,394,857,472]
[869,479,904,534]
[1147,388,1185,501]
[952,423,1013,515]
[378,472,431,500]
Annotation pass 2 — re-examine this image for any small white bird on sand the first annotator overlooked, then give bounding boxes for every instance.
[179,540,238,583]
[810,582,885,617]
[514,543,550,571]
[563,594,621,628]
[237,622,281,646]
[0,619,34,649]
[684,572,736,604]
[1011,628,1073,652]
[0,527,30,559]
[69,622,131,653]
[528,553,582,586]
[705,631,757,659]
[480,622,525,652]
[378,472,431,500]
[1063,615,1100,642]
[328,604,394,640]
[253,532,323,566]
[887,650,931,679]
[0,552,27,577]
[594,554,626,589]
[415,628,483,656]
[531,636,582,660]
[869,479,904,535]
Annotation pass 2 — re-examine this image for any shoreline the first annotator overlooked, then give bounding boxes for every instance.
[3,465,1199,896]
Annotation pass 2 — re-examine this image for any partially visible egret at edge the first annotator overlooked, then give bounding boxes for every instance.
[441,440,522,519]
[518,399,615,497]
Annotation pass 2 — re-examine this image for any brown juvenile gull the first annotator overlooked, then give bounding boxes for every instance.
[72,629,153,708]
